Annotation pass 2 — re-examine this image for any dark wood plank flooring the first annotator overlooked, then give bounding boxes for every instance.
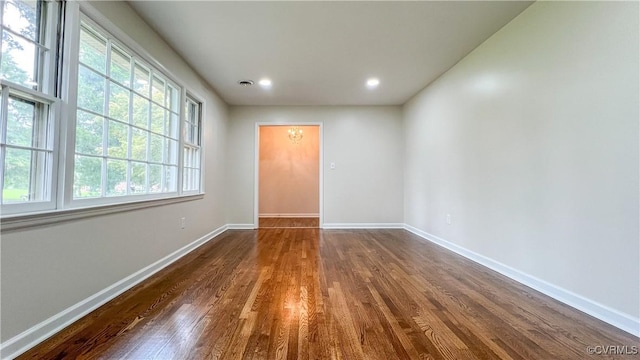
[259,217,319,228]
[18,229,638,359]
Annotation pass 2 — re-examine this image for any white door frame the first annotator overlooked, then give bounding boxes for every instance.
[254,122,324,229]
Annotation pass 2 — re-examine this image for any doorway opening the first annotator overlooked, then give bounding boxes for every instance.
[255,124,322,228]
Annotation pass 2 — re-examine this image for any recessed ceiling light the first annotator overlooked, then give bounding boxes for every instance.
[259,78,272,87]
[366,78,380,88]
[238,80,254,86]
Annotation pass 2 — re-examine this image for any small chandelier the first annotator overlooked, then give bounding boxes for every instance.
[288,127,303,144]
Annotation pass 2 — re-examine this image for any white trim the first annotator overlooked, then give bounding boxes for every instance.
[322,223,405,229]
[78,2,183,91]
[259,213,319,218]
[183,90,204,194]
[0,81,58,104]
[253,122,259,228]
[254,122,324,229]
[1,194,203,232]
[318,124,324,229]
[59,0,81,210]
[0,224,229,360]
[403,224,640,338]
[0,0,61,215]
[226,223,256,230]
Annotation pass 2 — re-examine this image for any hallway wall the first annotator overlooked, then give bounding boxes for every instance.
[259,126,320,216]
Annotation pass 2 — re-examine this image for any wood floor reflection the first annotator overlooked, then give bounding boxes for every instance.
[19,229,638,359]
[259,217,319,228]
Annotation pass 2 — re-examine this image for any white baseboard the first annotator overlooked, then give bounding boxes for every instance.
[0,225,229,360]
[403,224,640,338]
[226,223,255,230]
[259,213,319,218]
[322,223,405,229]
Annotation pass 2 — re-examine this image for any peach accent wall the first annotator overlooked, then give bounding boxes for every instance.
[259,126,319,216]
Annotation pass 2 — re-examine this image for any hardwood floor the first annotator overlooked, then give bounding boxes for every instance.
[19,229,638,359]
[259,217,319,228]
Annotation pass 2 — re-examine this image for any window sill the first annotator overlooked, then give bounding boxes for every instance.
[1,194,204,232]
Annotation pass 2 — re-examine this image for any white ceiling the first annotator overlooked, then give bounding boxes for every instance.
[128,1,533,106]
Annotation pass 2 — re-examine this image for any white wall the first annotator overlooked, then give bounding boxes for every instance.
[0,1,228,342]
[227,106,404,226]
[404,0,639,321]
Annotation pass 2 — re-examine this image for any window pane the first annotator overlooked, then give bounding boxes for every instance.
[167,139,178,165]
[78,65,105,114]
[106,159,126,196]
[166,111,179,139]
[192,124,200,144]
[2,0,39,42]
[74,155,102,198]
[183,147,190,167]
[107,120,128,158]
[187,169,200,191]
[1,31,40,88]
[149,134,163,163]
[185,99,201,146]
[130,162,146,194]
[108,81,129,122]
[149,164,162,193]
[75,110,103,156]
[132,93,149,128]
[186,169,200,191]
[164,165,177,192]
[185,122,193,144]
[183,169,189,191]
[79,26,107,74]
[166,85,179,112]
[2,148,48,202]
[133,63,150,95]
[183,147,200,169]
[151,76,165,105]
[150,103,164,134]
[183,168,196,191]
[188,123,199,144]
[6,96,34,147]
[188,102,197,123]
[6,96,49,149]
[131,128,147,161]
[110,45,130,86]
[192,148,200,168]
[2,147,32,202]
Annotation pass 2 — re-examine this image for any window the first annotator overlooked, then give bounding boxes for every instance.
[0,1,205,219]
[0,0,60,213]
[183,95,201,192]
[73,19,181,201]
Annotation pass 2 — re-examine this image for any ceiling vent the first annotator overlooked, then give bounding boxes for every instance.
[238,80,254,86]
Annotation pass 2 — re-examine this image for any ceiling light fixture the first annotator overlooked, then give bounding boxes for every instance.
[259,78,272,87]
[366,78,380,88]
[238,80,254,86]
[288,127,303,144]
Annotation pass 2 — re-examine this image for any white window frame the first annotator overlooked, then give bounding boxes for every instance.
[0,0,62,215]
[68,14,183,208]
[0,1,206,227]
[182,92,203,194]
